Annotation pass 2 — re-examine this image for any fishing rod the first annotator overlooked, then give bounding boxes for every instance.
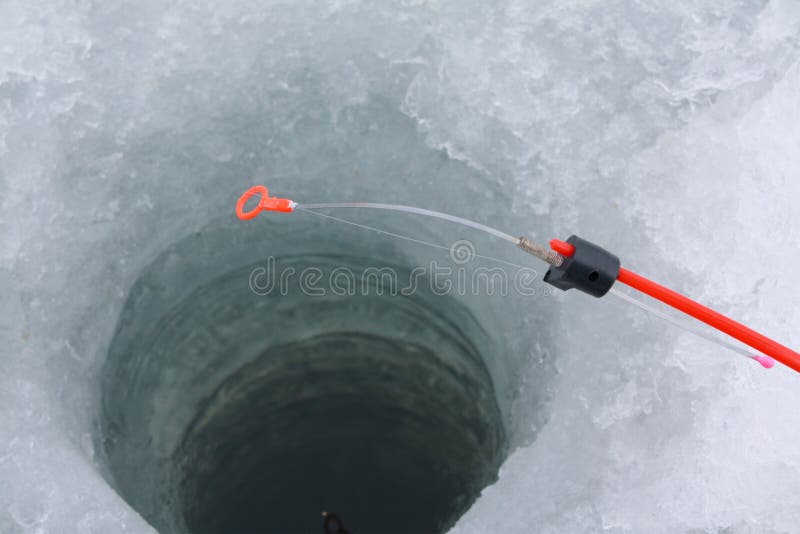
[236,185,799,374]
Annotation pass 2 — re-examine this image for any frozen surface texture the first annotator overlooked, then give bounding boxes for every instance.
[2,0,800,532]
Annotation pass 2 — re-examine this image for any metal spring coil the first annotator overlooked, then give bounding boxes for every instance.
[517,236,564,267]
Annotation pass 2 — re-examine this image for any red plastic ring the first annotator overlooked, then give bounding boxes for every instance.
[236,185,268,220]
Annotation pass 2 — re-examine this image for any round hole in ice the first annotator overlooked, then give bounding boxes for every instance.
[100,217,509,534]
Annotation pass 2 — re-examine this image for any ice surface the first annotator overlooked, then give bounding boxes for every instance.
[2,0,800,532]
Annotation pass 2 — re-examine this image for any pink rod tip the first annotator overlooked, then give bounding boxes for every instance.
[753,355,775,369]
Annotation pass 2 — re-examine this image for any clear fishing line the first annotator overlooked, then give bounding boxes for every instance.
[298,202,520,244]
[297,207,529,270]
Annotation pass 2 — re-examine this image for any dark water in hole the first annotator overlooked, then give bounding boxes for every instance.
[101,219,511,533]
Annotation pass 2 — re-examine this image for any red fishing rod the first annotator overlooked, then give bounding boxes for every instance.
[237,185,798,374]
[546,237,796,372]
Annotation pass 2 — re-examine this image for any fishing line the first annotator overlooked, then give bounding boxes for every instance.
[297,207,530,270]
